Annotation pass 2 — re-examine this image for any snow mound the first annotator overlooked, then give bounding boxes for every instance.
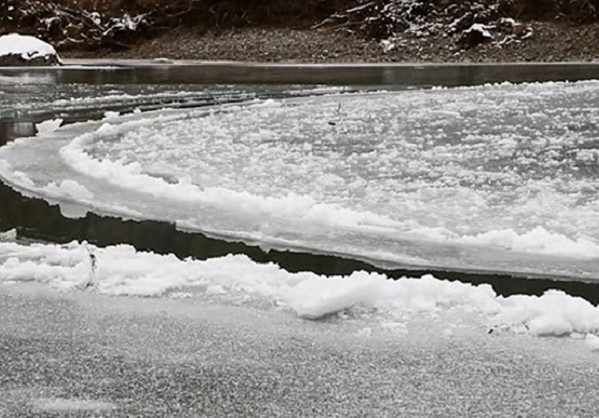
[2,237,599,343]
[0,34,61,66]
[0,229,17,241]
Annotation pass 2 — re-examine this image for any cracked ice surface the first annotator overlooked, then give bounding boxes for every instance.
[0,81,598,278]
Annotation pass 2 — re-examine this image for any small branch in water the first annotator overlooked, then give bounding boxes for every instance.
[80,247,97,289]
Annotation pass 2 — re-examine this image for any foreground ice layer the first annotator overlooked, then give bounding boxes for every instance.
[0,81,598,278]
[1,231,599,344]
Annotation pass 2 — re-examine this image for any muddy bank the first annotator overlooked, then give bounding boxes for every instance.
[61,21,599,63]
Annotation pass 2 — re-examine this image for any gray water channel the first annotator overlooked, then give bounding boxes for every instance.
[2,60,599,85]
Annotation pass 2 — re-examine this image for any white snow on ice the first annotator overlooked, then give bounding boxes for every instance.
[0,34,58,61]
[1,234,599,343]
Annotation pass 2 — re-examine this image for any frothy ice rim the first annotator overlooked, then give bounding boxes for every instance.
[1,232,599,346]
[55,97,599,261]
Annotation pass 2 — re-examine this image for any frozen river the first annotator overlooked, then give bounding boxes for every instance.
[1,79,599,416]
[0,82,598,279]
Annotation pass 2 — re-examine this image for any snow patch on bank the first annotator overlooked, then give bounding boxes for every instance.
[1,236,599,343]
[0,34,59,61]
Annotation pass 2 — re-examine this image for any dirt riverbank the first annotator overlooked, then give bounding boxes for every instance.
[63,20,599,63]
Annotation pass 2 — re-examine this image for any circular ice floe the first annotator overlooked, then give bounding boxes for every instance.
[1,82,598,278]
[0,33,61,66]
[65,83,599,260]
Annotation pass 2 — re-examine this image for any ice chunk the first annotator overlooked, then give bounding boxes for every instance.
[0,229,17,241]
[585,334,599,351]
[36,118,63,135]
[42,179,94,201]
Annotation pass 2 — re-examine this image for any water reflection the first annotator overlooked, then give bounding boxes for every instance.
[0,121,35,146]
[2,63,599,85]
